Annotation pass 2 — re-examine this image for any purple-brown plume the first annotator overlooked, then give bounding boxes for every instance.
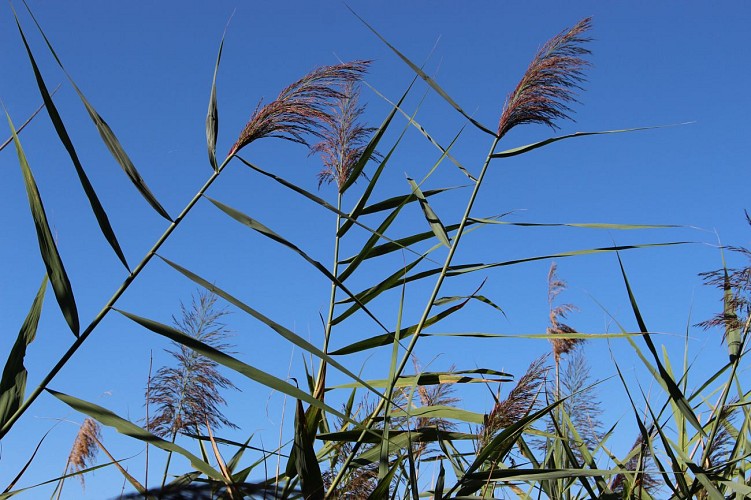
[229,61,370,156]
[497,18,592,139]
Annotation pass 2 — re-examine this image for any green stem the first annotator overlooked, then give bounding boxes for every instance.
[0,156,233,439]
[313,193,343,401]
[326,135,501,496]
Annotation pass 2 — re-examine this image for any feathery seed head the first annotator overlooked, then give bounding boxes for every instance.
[68,418,101,487]
[497,18,592,139]
[229,60,370,156]
[310,81,376,190]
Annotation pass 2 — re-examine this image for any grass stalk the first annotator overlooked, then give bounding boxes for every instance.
[313,193,343,402]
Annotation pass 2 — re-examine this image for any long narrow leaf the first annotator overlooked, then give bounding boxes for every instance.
[407,176,450,247]
[13,13,129,270]
[206,19,230,171]
[21,3,172,221]
[157,255,381,398]
[348,6,495,136]
[0,277,47,430]
[5,110,78,336]
[490,126,681,159]
[617,253,705,436]
[207,196,389,332]
[47,389,223,481]
[115,309,350,423]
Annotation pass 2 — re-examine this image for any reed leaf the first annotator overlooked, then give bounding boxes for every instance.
[47,389,224,481]
[12,12,129,270]
[157,255,381,398]
[0,276,46,430]
[348,6,495,136]
[617,253,705,436]
[206,21,227,171]
[407,177,450,247]
[20,2,172,221]
[115,309,350,423]
[4,110,79,336]
[206,195,389,332]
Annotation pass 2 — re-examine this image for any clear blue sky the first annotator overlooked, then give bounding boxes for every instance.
[2,2,750,497]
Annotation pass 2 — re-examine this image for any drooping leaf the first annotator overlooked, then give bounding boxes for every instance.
[115,309,349,423]
[490,126,682,159]
[157,255,380,398]
[348,6,496,136]
[12,13,129,270]
[616,253,705,437]
[0,277,47,431]
[5,111,78,336]
[21,3,172,221]
[207,196,389,332]
[47,389,223,481]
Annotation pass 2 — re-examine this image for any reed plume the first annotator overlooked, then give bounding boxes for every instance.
[57,418,101,496]
[497,17,592,139]
[481,355,548,447]
[310,81,376,190]
[547,262,582,363]
[146,290,238,438]
[229,61,370,156]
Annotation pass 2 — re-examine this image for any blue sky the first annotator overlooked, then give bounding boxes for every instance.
[2,2,751,497]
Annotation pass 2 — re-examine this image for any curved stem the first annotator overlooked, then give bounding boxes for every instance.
[0,156,233,439]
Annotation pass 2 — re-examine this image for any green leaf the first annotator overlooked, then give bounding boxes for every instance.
[338,74,415,196]
[4,110,78,336]
[338,79,417,237]
[293,400,324,500]
[331,298,471,355]
[12,14,130,271]
[47,389,223,481]
[348,6,495,137]
[389,405,486,425]
[616,253,705,437]
[0,277,47,431]
[157,255,381,398]
[115,309,349,423]
[367,456,403,500]
[207,196,389,332]
[206,21,228,171]
[407,176,450,247]
[490,126,681,159]
[434,461,445,499]
[331,369,511,390]
[21,3,172,221]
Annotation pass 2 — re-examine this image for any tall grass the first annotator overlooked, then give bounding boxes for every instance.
[1,5,749,499]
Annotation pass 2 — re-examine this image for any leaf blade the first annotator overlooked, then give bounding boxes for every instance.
[4,111,79,335]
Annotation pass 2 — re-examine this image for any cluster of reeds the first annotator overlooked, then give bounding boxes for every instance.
[2,5,750,500]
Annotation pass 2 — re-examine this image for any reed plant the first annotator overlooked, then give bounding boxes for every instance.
[1,4,749,499]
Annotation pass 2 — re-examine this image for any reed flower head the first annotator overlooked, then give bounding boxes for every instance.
[310,81,376,190]
[497,18,592,139]
[147,290,238,438]
[547,262,582,362]
[67,418,101,487]
[229,61,370,156]
[481,355,548,446]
